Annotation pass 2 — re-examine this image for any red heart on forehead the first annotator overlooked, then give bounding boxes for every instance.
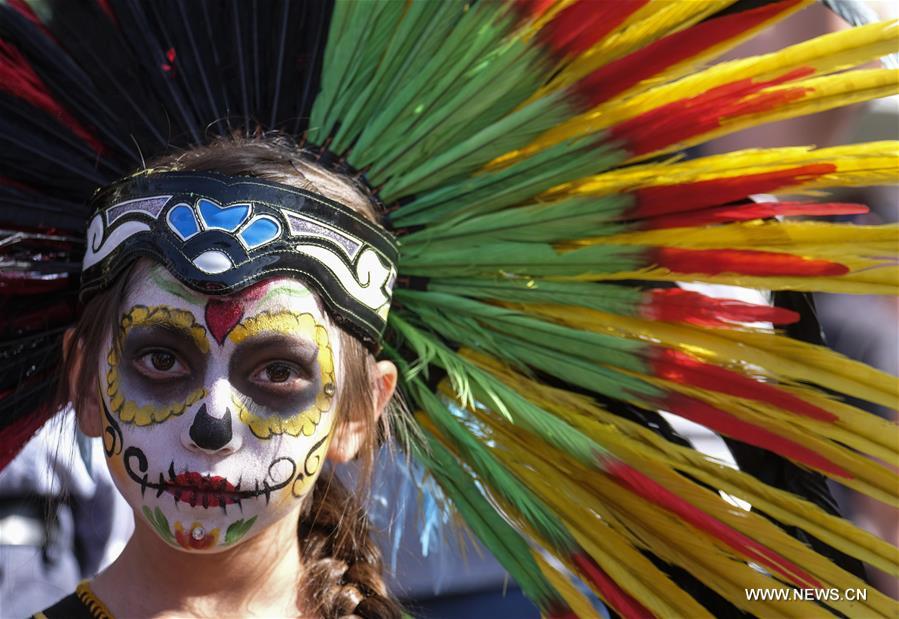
[205,281,268,345]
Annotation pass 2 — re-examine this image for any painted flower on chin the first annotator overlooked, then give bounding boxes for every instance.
[174,521,220,550]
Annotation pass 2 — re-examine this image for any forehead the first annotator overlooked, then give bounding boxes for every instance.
[127,263,325,320]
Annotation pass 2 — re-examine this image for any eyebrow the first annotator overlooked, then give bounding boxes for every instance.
[120,305,210,353]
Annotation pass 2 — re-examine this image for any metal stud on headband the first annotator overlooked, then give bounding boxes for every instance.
[81,171,399,350]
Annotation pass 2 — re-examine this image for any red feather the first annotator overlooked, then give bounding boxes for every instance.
[630,164,838,219]
[643,288,800,326]
[570,551,654,619]
[657,392,850,478]
[0,41,104,153]
[574,0,804,108]
[603,458,823,589]
[642,201,868,229]
[653,348,838,422]
[539,0,649,57]
[653,247,849,277]
[546,607,579,619]
[0,272,72,294]
[609,67,815,155]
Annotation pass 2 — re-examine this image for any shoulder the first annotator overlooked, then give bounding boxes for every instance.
[34,581,113,619]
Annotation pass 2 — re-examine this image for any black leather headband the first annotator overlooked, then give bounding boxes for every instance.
[81,171,399,350]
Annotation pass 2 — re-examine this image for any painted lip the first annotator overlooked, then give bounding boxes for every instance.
[123,447,298,511]
[164,468,239,508]
[122,445,297,512]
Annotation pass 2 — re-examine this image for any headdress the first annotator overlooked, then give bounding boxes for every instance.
[1,1,897,617]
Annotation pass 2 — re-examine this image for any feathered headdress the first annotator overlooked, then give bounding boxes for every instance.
[1,1,897,616]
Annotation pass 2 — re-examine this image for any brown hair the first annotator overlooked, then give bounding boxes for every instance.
[60,135,403,618]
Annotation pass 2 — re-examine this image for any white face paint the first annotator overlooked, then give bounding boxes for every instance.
[98,266,341,553]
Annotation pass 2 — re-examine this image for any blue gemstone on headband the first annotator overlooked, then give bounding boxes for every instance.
[239,216,281,249]
[167,203,200,240]
[197,199,249,232]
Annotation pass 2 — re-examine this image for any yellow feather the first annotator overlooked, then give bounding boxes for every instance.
[482,421,728,617]
[513,25,899,159]
[635,375,899,503]
[560,221,899,279]
[551,0,814,101]
[563,221,898,251]
[474,350,899,573]
[462,351,899,580]
[615,19,899,123]
[545,142,899,199]
[538,0,738,94]
[515,304,899,408]
[566,267,899,295]
[481,410,890,617]
[628,68,899,162]
[531,552,604,619]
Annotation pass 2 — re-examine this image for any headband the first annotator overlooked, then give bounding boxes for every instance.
[80,171,399,350]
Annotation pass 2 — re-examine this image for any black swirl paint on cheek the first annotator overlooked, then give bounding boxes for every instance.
[102,396,123,457]
[291,434,330,497]
[304,434,329,477]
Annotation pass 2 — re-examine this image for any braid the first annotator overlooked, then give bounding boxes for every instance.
[299,470,402,618]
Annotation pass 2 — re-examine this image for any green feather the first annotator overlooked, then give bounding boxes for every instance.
[408,377,573,553]
[428,278,646,317]
[388,137,626,225]
[396,293,662,402]
[375,79,568,196]
[401,194,635,246]
[330,0,465,152]
[395,319,606,465]
[400,241,646,278]
[410,434,563,610]
[349,2,516,171]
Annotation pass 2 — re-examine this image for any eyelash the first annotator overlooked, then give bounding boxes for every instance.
[131,350,312,388]
[133,349,189,379]
[250,361,309,386]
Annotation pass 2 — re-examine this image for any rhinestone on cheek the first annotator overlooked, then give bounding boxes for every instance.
[191,526,206,541]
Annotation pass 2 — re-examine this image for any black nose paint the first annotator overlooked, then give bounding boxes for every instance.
[189,404,232,451]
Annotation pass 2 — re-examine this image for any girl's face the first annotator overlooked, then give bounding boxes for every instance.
[98,266,342,552]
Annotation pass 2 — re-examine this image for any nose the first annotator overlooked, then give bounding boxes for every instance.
[184,403,240,454]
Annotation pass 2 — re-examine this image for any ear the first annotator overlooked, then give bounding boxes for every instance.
[63,327,102,438]
[326,360,397,464]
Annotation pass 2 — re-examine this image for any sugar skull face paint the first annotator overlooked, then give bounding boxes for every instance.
[99,265,341,552]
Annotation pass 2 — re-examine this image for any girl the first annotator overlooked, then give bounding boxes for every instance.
[41,137,405,618]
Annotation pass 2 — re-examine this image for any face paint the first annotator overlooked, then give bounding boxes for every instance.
[98,265,341,553]
[106,305,209,425]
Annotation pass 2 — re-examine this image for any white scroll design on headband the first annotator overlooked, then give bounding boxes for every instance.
[293,244,395,314]
[83,196,171,270]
